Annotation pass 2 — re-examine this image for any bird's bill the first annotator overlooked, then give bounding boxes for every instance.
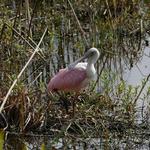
[68,52,90,69]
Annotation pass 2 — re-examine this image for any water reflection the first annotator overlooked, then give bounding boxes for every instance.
[2,45,150,150]
[3,132,150,150]
[123,47,150,123]
[123,47,150,86]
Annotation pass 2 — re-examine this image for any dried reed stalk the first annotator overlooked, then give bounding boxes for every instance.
[0,27,48,113]
[67,0,89,48]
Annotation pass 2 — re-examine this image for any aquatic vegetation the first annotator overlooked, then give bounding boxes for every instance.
[0,0,150,149]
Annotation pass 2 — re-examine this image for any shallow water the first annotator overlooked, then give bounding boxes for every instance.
[123,46,150,123]
[124,47,150,86]
[1,1,150,148]
[4,131,150,150]
[3,45,150,148]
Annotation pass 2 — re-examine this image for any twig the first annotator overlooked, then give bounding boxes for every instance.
[91,55,108,92]
[28,0,40,37]
[25,0,32,37]
[67,0,89,48]
[133,73,150,105]
[0,27,48,113]
[5,23,46,60]
[28,72,43,87]
[0,24,6,43]
[105,0,114,30]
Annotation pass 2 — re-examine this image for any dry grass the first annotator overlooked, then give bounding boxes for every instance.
[0,0,150,149]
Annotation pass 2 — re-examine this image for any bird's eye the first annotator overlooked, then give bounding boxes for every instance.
[90,51,95,56]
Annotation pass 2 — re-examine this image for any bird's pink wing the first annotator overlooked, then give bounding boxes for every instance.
[48,68,87,91]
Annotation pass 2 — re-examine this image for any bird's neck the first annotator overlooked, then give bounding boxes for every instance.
[86,63,96,79]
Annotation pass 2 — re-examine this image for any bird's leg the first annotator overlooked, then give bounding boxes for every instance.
[54,90,69,113]
[72,93,79,117]
[72,98,75,117]
[61,96,70,113]
[60,95,70,113]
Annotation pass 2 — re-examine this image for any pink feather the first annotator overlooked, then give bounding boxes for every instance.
[48,68,87,92]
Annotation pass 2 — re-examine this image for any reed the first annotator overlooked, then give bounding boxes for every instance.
[0,0,150,149]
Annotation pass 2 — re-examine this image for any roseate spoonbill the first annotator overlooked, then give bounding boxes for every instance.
[48,47,100,114]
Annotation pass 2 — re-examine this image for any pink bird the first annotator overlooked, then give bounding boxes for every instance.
[48,48,100,114]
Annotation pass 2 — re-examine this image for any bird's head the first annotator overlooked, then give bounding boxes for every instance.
[84,48,100,63]
[68,47,100,69]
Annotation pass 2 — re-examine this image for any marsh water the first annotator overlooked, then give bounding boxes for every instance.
[3,46,150,150]
[2,30,150,149]
[123,46,150,123]
[1,1,150,149]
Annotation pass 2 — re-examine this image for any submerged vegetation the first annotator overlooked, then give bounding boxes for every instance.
[0,0,150,149]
